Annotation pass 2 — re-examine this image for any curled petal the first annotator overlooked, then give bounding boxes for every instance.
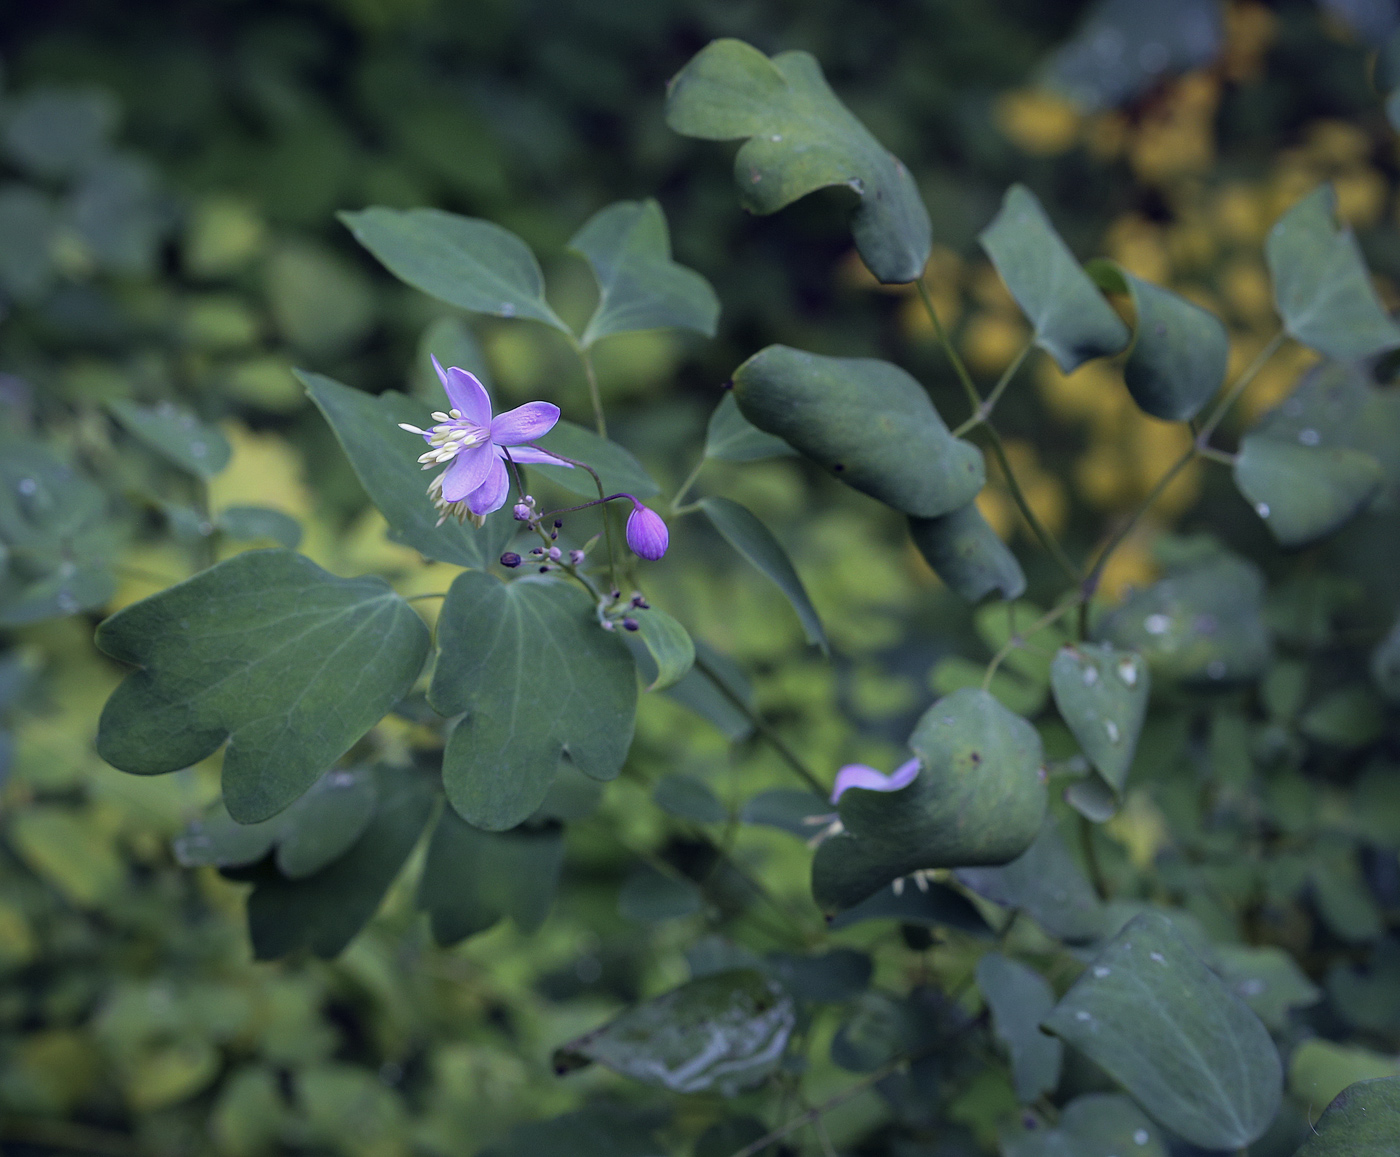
[466,454,510,516]
[491,401,560,445]
[830,757,920,804]
[433,356,493,426]
[625,501,669,560]
[503,444,573,467]
[439,443,496,502]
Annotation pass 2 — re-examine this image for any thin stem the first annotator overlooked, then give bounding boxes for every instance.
[917,277,982,413]
[580,345,607,437]
[1198,331,1285,441]
[406,591,449,603]
[952,339,1034,437]
[1196,444,1238,466]
[983,597,1080,690]
[530,445,620,591]
[670,456,707,514]
[693,653,827,798]
[1079,812,1109,901]
[984,424,1082,583]
[727,1058,905,1157]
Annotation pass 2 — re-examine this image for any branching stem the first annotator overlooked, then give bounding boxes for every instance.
[670,455,707,514]
[726,1057,906,1157]
[982,597,1081,690]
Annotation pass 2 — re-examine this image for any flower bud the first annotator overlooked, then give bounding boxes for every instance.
[569,549,586,565]
[513,503,532,521]
[624,500,668,560]
[547,547,562,562]
[622,617,639,631]
[500,552,521,568]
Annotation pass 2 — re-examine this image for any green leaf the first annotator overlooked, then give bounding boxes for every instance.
[1235,435,1382,548]
[530,419,660,499]
[302,371,514,568]
[1049,644,1149,798]
[339,207,570,333]
[704,392,796,462]
[1295,1076,1400,1156]
[1002,1093,1167,1157]
[482,1105,668,1157]
[1265,184,1400,361]
[976,599,1071,687]
[739,789,833,837]
[1290,1041,1400,1116]
[976,952,1063,1103]
[811,688,1047,910]
[618,863,704,922]
[553,969,795,1094]
[413,315,493,403]
[3,87,118,179]
[1042,911,1283,1150]
[825,877,991,936]
[1373,615,1400,702]
[216,505,302,550]
[732,345,984,517]
[979,185,1129,373]
[665,39,930,284]
[569,198,719,347]
[416,809,563,945]
[830,991,905,1072]
[699,496,827,651]
[624,605,695,691]
[653,773,725,824]
[106,399,231,479]
[0,186,57,302]
[1214,945,1321,1032]
[1086,260,1228,421]
[665,640,755,741]
[908,504,1026,604]
[95,549,431,823]
[766,949,871,1003]
[429,572,637,831]
[1300,685,1387,749]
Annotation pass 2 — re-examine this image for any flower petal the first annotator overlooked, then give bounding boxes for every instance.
[466,454,510,516]
[433,356,493,426]
[830,757,920,803]
[439,444,496,502]
[502,444,573,467]
[491,401,560,446]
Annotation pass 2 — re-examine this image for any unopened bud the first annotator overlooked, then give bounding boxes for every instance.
[570,549,586,565]
[548,547,562,562]
[623,498,669,561]
[500,552,521,568]
[622,617,639,631]
[513,503,532,521]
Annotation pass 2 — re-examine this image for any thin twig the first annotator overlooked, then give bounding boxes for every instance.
[579,344,607,437]
[1198,331,1285,442]
[982,597,1080,690]
[670,456,707,515]
[952,339,1034,437]
[916,278,982,413]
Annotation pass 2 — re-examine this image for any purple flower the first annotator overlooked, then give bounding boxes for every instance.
[830,757,920,804]
[399,357,569,522]
[624,499,669,560]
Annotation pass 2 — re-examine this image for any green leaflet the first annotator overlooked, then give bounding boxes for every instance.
[482,1106,669,1157]
[106,399,231,479]
[975,952,1062,1104]
[699,495,827,651]
[1265,184,1400,361]
[1043,911,1283,1150]
[665,39,931,284]
[618,863,703,923]
[1086,259,1228,421]
[302,371,516,568]
[416,808,564,945]
[979,185,1129,373]
[429,572,637,831]
[653,773,725,824]
[216,506,302,550]
[623,605,695,691]
[1049,643,1149,800]
[1295,1076,1400,1155]
[1234,435,1382,548]
[811,688,1046,911]
[568,198,719,346]
[339,206,570,333]
[664,639,756,741]
[96,549,431,824]
[553,969,795,1095]
[530,419,661,500]
[732,345,984,518]
[908,504,1026,604]
[1001,1093,1167,1157]
[704,392,796,462]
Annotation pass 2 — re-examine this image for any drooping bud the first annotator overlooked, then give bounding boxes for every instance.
[500,552,521,568]
[569,549,586,565]
[624,498,668,560]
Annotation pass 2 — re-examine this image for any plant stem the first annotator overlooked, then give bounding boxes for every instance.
[952,339,1034,437]
[530,445,620,592]
[405,591,449,603]
[579,344,607,437]
[983,424,1083,583]
[982,597,1080,690]
[727,1057,905,1157]
[1198,331,1285,442]
[670,455,707,514]
[1196,445,1238,466]
[1079,812,1109,900]
[917,277,982,413]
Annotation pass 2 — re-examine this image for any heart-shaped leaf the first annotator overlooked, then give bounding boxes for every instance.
[569,198,719,347]
[553,969,795,1094]
[704,392,796,462]
[665,39,930,284]
[1043,911,1283,1150]
[107,399,231,479]
[811,688,1046,910]
[530,419,660,499]
[699,495,827,651]
[732,345,984,518]
[1234,435,1382,547]
[1295,1076,1400,1156]
[339,207,570,333]
[976,952,1063,1103]
[417,808,563,945]
[96,549,431,823]
[1265,184,1400,361]
[979,185,1129,373]
[302,371,515,568]
[623,605,695,691]
[429,572,637,831]
[908,504,1026,604]
[1001,1093,1167,1157]
[1086,260,1228,421]
[1050,644,1149,798]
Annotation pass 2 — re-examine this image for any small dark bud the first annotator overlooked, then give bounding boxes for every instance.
[554,519,563,528]
[530,547,544,555]
[622,617,639,631]
[500,552,521,568]
[539,565,551,573]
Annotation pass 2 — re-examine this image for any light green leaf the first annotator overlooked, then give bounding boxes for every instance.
[704,392,796,462]
[416,809,563,945]
[1235,435,1382,548]
[569,198,719,347]
[1295,1076,1400,1155]
[1049,644,1149,797]
[618,863,704,922]
[732,345,984,517]
[302,370,515,568]
[1043,911,1283,1150]
[530,419,660,499]
[1214,945,1321,1032]
[216,505,302,550]
[1002,1093,1167,1157]
[553,969,795,1094]
[339,207,570,333]
[1087,259,1228,421]
[429,572,637,831]
[95,549,431,823]
[665,39,930,284]
[653,773,725,824]
[976,952,1063,1103]
[699,496,827,651]
[1290,1041,1400,1117]
[265,242,374,358]
[979,185,1129,373]
[812,688,1046,910]
[1265,184,1400,361]
[976,599,1071,686]
[908,504,1026,604]
[623,604,695,691]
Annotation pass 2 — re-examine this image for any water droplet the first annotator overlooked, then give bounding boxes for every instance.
[770,134,782,142]
[329,770,356,787]
[1104,720,1121,744]
[1150,951,1166,963]
[499,302,516,317]
[1298,427,1320,446]
[18,477,36,495]
[1116,658,1138,687]
[1082,665,1099,687]
[1240,978,1265,996]
[56,592,78,613]
[58,561,76,578]
[1093,965,1110,977]
[1075,1010,1092,1022]
[1207,660,1227,680]
[190,441,207,458]
[1144,613,1171,636]
[1255,502,1271,518]
[1134,1129,1150,1146]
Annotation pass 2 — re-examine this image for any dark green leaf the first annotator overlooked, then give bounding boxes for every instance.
[1265,184,1400,361]
[1373,616,1400,702]
[979,185,1128,373]
[624,605,695,692]
[1050,644,1149,798]
[618,863,703,923]
[1043,911,1283,1150]
[1295,1077,1400,1156]
[976,952,1062,1103]
[417,809,563,945]
[3,87,118,179]
[739,788,832,837]
[1002,1093,1167,1157]
[303,371,515,568]
[481,1105,668,1157]
[1235,436,1381,548]
[0,185,57,302]
[569,198,719,346]
[766,949,871,1003]
[173,803,278,869]
[1301,685,1386,749]
[812,688,1047,910]
[1087,260,1227,421]
[705,392,797,462]
[665,39,930,284]
[830,991,905,1072]
[826,877,991,936]
[908,504,1026,604]
[1328,942,1400,1035]
[339,207,570,333]
[274,766,378,879]
[665,640,755,741]
[653,773,725,824]
[216,505,302,550]
[530,419,660,500]
[694,1117,769,1157]
[1214,945,1321,1032]
[413,315,494,403]
[699,496,827,651]
[96,549,430,823]
[553,969,795,1094]
[429,572,637,831]
[732,345,984,517]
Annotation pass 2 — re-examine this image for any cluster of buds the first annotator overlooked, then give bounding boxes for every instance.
[598,590,651,632]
